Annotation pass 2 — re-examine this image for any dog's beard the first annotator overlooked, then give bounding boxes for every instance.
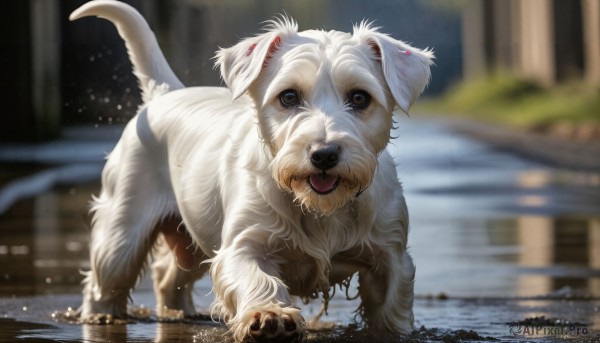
[272,139,377,216]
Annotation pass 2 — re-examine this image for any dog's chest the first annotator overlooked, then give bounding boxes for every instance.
[275,210,374,296]
[278,250,323,297]
[277,244,375,298]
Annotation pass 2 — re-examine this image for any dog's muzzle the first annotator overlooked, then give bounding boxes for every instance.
[309,143,340,194]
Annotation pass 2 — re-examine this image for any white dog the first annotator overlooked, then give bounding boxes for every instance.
[71,1,433,342]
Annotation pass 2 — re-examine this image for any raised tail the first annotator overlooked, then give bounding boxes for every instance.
[70,0,184,103]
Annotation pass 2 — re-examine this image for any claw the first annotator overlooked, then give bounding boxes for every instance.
[283,315,296,331]
[250,312,261,331]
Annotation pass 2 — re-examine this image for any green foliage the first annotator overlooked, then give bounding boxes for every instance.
[420,74,600,128]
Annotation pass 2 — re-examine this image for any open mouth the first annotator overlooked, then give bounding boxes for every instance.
[308,173,340,194]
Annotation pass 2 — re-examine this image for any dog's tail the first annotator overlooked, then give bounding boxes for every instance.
[70,0,184,102]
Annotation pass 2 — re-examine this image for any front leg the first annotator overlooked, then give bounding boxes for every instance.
[358,247,415,333]
[209,229,305,342]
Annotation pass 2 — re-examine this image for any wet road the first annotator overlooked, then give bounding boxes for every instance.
[0,117,599,342]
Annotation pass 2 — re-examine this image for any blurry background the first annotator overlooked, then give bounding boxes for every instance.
[2,0,599,140]
[2,0,463,140]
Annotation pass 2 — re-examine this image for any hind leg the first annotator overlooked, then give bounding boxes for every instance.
[81,138,174,320]
[152,216,209,318]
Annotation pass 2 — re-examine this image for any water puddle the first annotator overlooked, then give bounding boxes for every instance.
[1,119,600,341]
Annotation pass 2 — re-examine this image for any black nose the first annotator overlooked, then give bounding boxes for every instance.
[310,144,340,170]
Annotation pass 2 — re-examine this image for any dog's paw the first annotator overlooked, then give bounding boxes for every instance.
[238,306,305,342]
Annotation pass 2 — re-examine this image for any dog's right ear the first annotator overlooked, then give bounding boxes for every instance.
[216,18,298,100]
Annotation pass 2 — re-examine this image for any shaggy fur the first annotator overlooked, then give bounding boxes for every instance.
[71,1,433,342]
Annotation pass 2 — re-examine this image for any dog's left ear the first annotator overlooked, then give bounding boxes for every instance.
[355,26,434,114]
[216,18,298,100]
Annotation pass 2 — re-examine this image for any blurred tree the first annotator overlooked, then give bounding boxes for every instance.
[0,0,61,141]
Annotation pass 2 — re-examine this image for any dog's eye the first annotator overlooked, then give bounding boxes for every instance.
[278,89,301,108]
[347,90,371,111]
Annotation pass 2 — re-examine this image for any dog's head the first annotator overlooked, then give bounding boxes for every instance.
[216,18,433,215]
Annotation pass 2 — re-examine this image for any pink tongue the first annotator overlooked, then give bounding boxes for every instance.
[309,173,338,193]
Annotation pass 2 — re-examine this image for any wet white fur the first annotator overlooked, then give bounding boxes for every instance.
[71,1,433,341]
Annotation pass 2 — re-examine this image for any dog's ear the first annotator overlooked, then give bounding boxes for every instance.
[216,32,281,100]
[355,24,434,114]
[216,18,298,100]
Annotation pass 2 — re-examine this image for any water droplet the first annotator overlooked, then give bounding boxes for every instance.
[22,307,27,311]
[104,97,110,103]
[45,277,52,284]
[112,75,118,80]
[89,56,95,62]
[98,116,103,121]
[117,104,123,110]
[90,94,95,101]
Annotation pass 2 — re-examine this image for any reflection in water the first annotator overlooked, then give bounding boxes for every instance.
[80,322,227,343]
[82,323,128,343]
[1,119,600,341]
[517,216,553,296]
[411,214,600,299]
[515,169,600,214]
[591,221,600,294]
[516,217,600,297]
[0,183,94,296]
